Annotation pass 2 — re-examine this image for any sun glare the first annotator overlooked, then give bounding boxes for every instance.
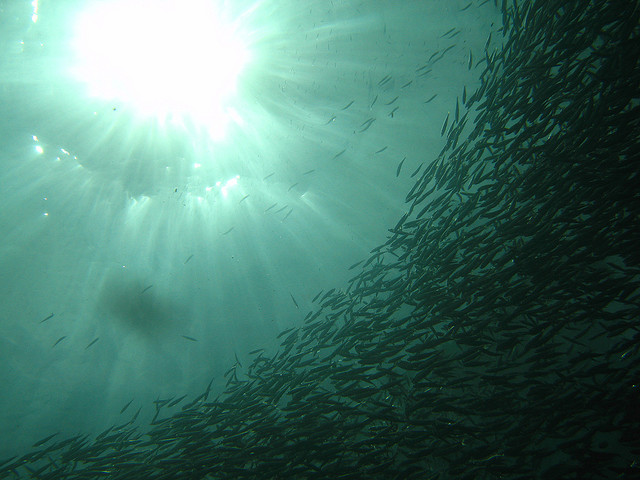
[71,0,250,138]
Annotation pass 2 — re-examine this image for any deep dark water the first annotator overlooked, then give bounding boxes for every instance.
[3,0,640,478]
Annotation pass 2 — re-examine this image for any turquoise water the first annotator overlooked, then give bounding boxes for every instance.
[1,0,638,478]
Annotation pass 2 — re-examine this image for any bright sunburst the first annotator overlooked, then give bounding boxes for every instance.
[71,0,250,139]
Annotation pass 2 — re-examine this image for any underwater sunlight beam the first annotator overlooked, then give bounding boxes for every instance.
[71,0,250,139]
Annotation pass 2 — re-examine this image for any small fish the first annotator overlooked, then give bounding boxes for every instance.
[234,352,243,368]
[167,395,187,408]
[396,157,406,177]
[153,397,171,409]
[40,313,54,323]
[385,96,399,105]
[303,169,315,175]
[274,205,288,214]
[324,115,337,125]
[120,399,134,414]
[321,288,336,301]
[348,260,364,270]
[264,202,278,213]
[333,148,347,159]
[359,118,376,132]
[203,377,214,400]
[288,183,298,192]
[263,172,275,180]
[52,336,66,348]
[441,112,450,136]
[239,194,250,204]
[32,432,59,448]
[424,94,438,104]
[281,330,298,346]
[375,146,388,154]
[129,407,142,423]
[85,337,100,350]
[282,208,293,222]
[222,227,234,235]
[442,44,456,56]
[184,254,194,264]
[440,27,455,38]
[378,75,391,86]
[140,285,153,295]
[341,100,354,110]
[290,293,299,309]
[182,335,198,342]
[485,32,492,51]
[277,327,296,339]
